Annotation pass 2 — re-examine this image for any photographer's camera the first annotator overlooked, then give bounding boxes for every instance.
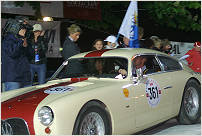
[2,16,33,39]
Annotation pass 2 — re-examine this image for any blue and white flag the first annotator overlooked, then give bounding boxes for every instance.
[118,1,139,48]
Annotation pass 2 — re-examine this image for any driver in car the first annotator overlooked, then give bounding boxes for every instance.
[118,56,148,77]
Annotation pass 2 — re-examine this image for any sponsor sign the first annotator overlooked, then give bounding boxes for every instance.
[44,86,75,94]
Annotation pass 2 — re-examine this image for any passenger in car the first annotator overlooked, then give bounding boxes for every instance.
[95,59,104,75]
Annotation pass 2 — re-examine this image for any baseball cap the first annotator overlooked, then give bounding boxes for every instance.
[194,42,201,47]
[33,24,42,31]
[104,35,117,43]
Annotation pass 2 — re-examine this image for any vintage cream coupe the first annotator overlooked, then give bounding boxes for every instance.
[1,48,201,135]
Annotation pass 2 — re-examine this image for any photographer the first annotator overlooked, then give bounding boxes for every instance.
[1,19,32,91]
[27,24,48,85]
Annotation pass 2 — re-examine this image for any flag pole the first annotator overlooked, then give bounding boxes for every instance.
[115,33,120,43]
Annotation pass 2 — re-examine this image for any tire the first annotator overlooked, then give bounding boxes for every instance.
[72,102,111,135]
[177,79,201,124]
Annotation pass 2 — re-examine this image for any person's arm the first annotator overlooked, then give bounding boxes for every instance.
[24,38,35,58]
[2,35,25,58]
[39,36,48,53]
[62,40,79,60]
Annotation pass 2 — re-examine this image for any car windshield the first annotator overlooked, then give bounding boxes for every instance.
[53,57,128,79]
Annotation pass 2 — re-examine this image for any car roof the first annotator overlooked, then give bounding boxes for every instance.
[70,48,167,59]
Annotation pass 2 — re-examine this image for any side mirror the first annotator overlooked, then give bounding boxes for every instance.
[132,68,147,84]
[136,68,143,80]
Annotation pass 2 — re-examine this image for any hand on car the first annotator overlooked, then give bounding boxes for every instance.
[118,69,127,76]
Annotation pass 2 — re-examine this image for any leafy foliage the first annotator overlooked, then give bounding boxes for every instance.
[141,1,201,32]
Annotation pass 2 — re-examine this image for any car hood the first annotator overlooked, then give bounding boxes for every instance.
[1,77,119,127]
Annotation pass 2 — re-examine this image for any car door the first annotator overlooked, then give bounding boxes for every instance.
[130,54,175,128]
[157,55,185,114]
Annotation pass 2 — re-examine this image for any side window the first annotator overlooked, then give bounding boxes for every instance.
[158,56,182,71]
[143,55,162,74]
[132,55,161,76]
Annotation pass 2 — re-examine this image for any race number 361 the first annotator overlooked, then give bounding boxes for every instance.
[145,78,162,107]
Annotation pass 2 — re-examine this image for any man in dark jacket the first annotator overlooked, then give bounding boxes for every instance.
[27,24,48,85]
[62,24,82,75]
[1,28,31,91]
[62,24,82,60]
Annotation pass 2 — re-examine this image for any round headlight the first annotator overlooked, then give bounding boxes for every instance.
[38,106,54,126]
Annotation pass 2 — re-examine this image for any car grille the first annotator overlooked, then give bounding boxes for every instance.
[1,118,30,135]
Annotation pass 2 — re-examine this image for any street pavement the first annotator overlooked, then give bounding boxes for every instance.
[138,118,201,135]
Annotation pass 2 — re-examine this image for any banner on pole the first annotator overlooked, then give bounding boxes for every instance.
[118,1,139,48]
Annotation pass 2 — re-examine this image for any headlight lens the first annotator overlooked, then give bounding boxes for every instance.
[38,106,54,126]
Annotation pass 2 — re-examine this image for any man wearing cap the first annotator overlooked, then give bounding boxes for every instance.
[27,24,48,85]
[185,42,201,73]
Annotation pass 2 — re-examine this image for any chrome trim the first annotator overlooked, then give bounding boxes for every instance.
[155,55,165,71]
[163,86,173,89]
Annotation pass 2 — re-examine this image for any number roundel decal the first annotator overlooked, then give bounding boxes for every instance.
[145,78,162,107]
[44,86,75,94]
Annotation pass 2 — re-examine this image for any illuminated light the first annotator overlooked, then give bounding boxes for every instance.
[123,88,129,97]
[59,48,63,51]
[45,127,51,134]
[43,17,53,21]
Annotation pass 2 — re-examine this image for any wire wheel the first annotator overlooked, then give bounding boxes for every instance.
[79,112,105,135]
[184,86,199,118]
[178,79,201,124]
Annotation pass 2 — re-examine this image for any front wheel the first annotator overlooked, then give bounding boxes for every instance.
[177,79,201,124]
[73,104,111,135]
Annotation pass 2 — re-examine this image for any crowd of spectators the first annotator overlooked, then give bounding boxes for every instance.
[1,19,200,91]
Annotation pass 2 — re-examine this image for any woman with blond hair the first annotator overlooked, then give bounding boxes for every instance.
[160,39,172,54]
[150,36,162,51]
[62,24,83,75]
[62,24,82,60]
